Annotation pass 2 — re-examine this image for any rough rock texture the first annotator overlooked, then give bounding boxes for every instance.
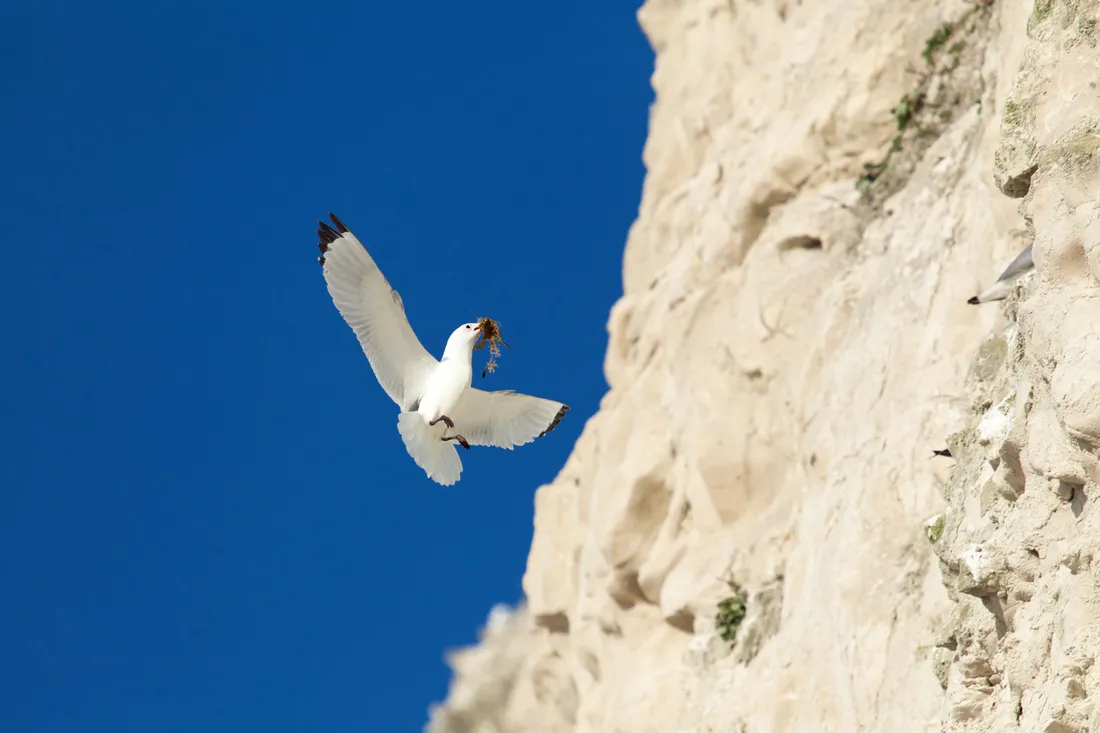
[933,1,1100,730]
[427,0,1100,731]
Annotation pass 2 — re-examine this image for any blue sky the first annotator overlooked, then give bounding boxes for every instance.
[0,1,652,731]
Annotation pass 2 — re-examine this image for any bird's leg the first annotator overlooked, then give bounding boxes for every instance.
[429,415,455,429]
[442,434,471,450]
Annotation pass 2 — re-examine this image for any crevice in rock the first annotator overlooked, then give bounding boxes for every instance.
[998,163,1036,198]
[777,234,823,251]
[665,608,695,634]
[979,595,1009,638]
[535,612,571,634]
[1069,483,1087,518]
[997,437,1027,499]
[608,570,647,609]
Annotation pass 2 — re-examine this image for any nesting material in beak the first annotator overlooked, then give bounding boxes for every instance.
[473,316,510,377]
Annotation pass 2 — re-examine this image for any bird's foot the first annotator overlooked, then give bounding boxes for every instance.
[429,415,455,429]
[442,434,470,450]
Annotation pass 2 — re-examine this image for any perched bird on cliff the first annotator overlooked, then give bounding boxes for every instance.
[315,213,569,486]
[968,243,1034,304]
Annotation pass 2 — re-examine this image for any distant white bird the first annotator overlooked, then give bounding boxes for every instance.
[316,213,569,485]
[968,243,1034,304]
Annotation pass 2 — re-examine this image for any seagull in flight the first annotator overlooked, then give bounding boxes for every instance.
[968,243,1034,304]
[316,213,569,485]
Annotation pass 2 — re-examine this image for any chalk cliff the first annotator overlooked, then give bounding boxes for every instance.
[428,0,1100,730]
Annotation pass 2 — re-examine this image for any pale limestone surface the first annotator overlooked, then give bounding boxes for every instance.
[427,0,1100,731]
[932,1,1100,731]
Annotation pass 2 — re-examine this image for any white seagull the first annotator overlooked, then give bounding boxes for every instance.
[968,243,1034,304]
[316,213,569,486]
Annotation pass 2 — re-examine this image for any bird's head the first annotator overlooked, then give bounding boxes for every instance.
[445,322,483,353]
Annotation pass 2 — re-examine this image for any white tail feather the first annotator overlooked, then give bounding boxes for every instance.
[397,412,463,486]
[971,278,1015,304]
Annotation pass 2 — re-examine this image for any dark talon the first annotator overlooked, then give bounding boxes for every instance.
[429,415,454,429]
[443,434,470,450]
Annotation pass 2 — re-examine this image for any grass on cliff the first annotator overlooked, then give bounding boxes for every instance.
[716,589,748,643]
[856,4,992,204]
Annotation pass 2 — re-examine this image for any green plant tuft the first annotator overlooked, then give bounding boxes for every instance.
[924,514,946,544]
[1002,99,1025,127]
[892,91,926,131]
[716,592,748,643]
[855,1,990,199]
[922,23,954,63]
[1030,0,1053,30]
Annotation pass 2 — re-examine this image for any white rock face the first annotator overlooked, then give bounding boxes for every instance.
[427,0,1100,731]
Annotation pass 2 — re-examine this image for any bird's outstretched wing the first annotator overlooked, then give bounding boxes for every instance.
[967,243,1035,305]
[450,388,569,450]
[317,213,436,408]
[996,243,1034,281]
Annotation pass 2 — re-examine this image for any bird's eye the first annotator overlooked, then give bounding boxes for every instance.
[466,325,471,329]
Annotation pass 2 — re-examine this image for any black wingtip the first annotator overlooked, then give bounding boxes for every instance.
[967,295,981,305]
[329,212,350,233]
[317,221,340,267]
[932,448,953,458]
[318,221,339,241]
[538,404,570,438]
[316,215,347,266]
